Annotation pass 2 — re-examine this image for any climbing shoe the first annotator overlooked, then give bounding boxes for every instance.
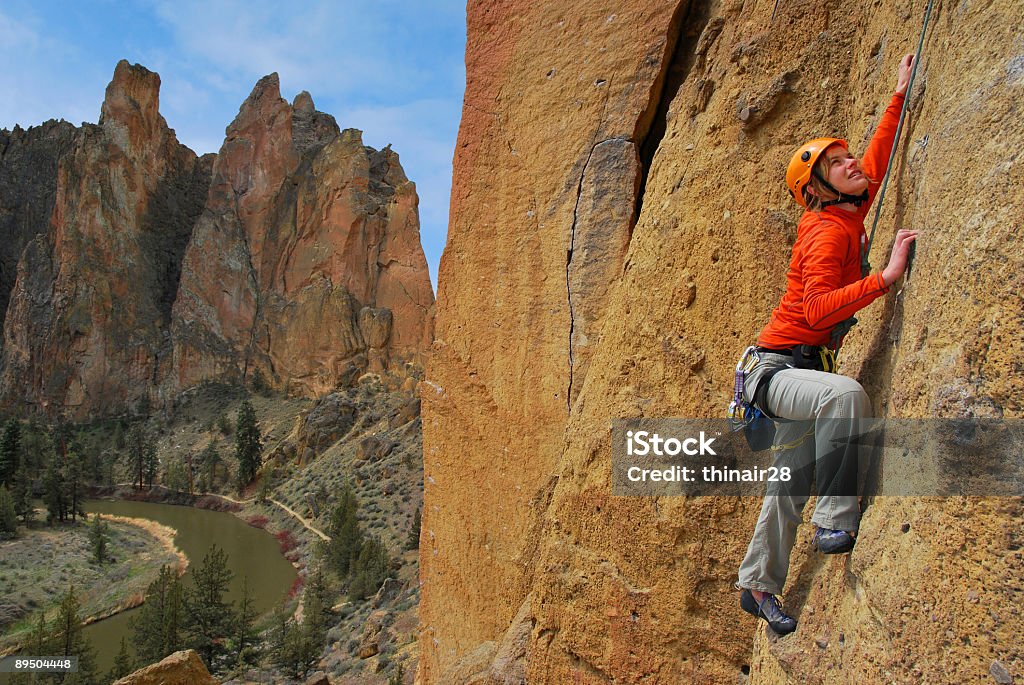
[739,589,798,635]
[812,527,855,554]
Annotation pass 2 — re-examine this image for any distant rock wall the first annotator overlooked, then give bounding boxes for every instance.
[0,61,209,416]
[0,61,434,419]
[0,120,79,342]
[422,0,1024,683]
[170,75,433,400]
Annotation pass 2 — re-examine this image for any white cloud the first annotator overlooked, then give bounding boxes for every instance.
[0,10,40,51]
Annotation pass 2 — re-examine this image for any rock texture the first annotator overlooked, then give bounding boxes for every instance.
[170,76,434,400]
[422,1,1024,684]
[0,120,79,341]
[112,649,218,685]
[0,62,434,419]
[0,60,209,417]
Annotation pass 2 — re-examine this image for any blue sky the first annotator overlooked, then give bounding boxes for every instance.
[0,0,466,292]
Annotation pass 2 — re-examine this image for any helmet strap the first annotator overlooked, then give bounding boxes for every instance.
[812,170,869,207]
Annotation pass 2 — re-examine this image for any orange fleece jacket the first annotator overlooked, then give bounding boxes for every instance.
[758,92,906,350]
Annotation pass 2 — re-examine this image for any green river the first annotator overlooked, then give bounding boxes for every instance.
[6,499,298,678]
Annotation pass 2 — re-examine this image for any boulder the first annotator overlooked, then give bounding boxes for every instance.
[112,649,217,685]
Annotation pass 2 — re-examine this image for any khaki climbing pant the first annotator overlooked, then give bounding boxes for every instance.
[736,351,871,596]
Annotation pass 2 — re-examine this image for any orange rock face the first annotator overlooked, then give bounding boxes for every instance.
[421,1,683,680]
[423,0,1024,683]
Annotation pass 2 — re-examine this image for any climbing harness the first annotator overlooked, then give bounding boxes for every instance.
[728,346,762,426]
[728,346,777,451]
[728,344,838,450]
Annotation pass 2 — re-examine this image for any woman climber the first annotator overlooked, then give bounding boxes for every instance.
[734,53,919,635]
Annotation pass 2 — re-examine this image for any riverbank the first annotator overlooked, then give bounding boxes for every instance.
[81,497,299,676]
[94,484,323,611]
[0,512,185,654]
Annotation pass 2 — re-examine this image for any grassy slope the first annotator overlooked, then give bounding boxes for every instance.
[0,516,183,648]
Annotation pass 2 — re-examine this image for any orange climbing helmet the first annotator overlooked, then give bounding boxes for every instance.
[785,137,847,208]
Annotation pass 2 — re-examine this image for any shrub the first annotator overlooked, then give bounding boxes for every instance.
[246,515,269,529]
[275,530,298,555]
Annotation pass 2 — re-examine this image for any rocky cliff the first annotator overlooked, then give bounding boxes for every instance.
[0,120,79,343]
[170,75,433,400]
[0,61,209,417]
[421,1,1023,683]
[0,61,434,419]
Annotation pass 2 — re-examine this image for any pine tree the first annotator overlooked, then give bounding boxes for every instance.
[234,401,262,487]
[327,483,363,578]
[231,575,259,666]
[0,484,17,536]
[65,453,86,522]
[185,544,236,668]
[349,534,391,601]
[257,473,271,503]
[26,610,53,656]
[88,514,109,564]
[407,506,421,551]
[131,565,185,663]
[270,593,323,679]
[144,440,158,489]
[44,452,67,524]
[101,448,118,486]
[51,585,99,685]
[127,424,146,490]
[165,460,189,493]
[21,419,50,477]
[200,440,222,491]
[301,564,330,669]
[270,607,303,676]
[12,465,34,524]
[108,636,134,682]
[0,418,20,486]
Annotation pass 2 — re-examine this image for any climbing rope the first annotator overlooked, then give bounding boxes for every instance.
[862,0,936,278]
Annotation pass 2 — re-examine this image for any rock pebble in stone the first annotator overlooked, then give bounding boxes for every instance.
[990,660,1013,684]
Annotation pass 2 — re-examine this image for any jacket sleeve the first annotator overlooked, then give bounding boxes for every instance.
[802,224,890,331]
[859,92,906,216]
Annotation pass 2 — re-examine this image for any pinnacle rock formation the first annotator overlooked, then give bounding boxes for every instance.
[0,119,79,342]
[421,1,1024,683]
[0,60,209,417]
[170,74,434,399]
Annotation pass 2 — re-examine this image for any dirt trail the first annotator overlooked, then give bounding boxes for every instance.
[110,483,330,542]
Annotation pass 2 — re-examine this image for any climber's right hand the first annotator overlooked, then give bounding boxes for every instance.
[881,229,919,287]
